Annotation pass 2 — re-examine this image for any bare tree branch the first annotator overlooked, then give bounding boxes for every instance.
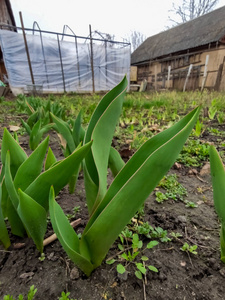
[127,31,146,52]
[169,0,219,25]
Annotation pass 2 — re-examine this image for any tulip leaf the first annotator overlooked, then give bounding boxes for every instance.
[0,183,11,249]
[27,110,39,126]
[14,136,49,191]
[83,166,98,212]
[17,189,47,253]
[84,76,128,212]
[4,151,20,209]
[82,106,200,267]
[45,147,57,171]
[108,147,125,177]
[29,119,42,150]
[0,179,8,217]
[72,110,83,147]
[29,121,52,151]
[209,145,225,222]
[49,186,94,276]
[51,113,75,154]
[20,118,31,135]
[1,128,27,178]
[4,152,26,236]
[24,141,92,211]
[220,225,225,263]
[209,145,225,263]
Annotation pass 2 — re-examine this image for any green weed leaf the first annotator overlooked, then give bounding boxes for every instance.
[116,264,126,274]
[135,270,142,279]
[147,240,159,249]
[106,259,116,265]
[148,265,158,272]
[136,262,146,274]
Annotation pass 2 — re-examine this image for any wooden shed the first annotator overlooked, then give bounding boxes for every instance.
[0,0,16,84]
[131,6,225,91]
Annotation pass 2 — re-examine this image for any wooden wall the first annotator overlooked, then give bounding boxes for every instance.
[0,0,14,25]
[135,45,225,91]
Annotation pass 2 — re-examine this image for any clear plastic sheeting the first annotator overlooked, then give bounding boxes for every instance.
[0,29,130,94]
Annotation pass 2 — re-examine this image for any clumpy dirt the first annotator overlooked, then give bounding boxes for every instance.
[1,108,225,300]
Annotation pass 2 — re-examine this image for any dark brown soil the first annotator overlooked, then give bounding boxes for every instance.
[1,109,225,300]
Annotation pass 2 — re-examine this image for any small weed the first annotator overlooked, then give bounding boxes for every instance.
[217,111,225,124]
[155,174,187,203]
[135,222,153,238]
[193,119,203,137]
[155,191,168,203]
[66,206,80,221]
[208,127,225,136]
[208,101,217,120]
[180,242,198,255]
[150,227,171,243]
[4,285,37,300]
[58,291,77,300]
[170,232,182,240]
[38,253,45,262]
[111,234,159,280]
[184,201,198,208]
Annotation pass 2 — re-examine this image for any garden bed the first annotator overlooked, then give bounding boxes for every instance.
[1,92,225,300]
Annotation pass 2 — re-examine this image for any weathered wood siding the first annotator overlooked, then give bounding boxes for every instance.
[0,0,13,25]
[135,45,225,91]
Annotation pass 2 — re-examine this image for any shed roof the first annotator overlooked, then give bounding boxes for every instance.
[131,5,225,65]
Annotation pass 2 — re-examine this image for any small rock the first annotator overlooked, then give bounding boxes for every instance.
[99,269,109,284]
[19,272,34,279]
[47,252,57,261]
[174,162,182,169]
[208,258,220,270]
[177,215,187,223]
[188,168,198,175]
[117,270,128,281]
[9,125,20,132]
[219,267,225,277]
[158,273,167,281]
[180,261,186,267]
[200,162,210,177]
[70,267,80,280]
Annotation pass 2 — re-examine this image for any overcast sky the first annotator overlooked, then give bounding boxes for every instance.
[10,0,225,42]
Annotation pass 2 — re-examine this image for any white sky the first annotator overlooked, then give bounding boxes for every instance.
[10,0,225,42]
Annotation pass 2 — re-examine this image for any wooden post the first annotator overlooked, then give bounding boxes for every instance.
[57,34,66,92]
[183,64,193,92]
[89,24,95,93]
[154,65,157,90]
[19,11,35,86]
[214,56,225,91]
[167,66,171,89]
[201,55,209,92]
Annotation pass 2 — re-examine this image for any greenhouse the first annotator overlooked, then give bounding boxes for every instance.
[0,24,130,95]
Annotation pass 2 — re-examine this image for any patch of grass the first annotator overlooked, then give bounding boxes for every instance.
[155,174,187,203]
[177,139,210,167]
